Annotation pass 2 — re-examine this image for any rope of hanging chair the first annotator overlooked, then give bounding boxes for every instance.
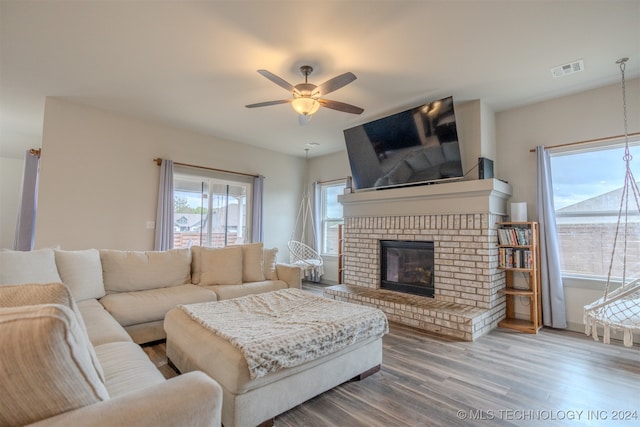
[290,192,318,246]
[602,163,640,298]
[584,58,640,347]
[289,150,324,281]
[288,188,323,281]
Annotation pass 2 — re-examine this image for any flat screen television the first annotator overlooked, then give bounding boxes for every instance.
[343,96,463,191]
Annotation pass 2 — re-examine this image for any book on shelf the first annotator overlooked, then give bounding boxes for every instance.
[498,248,532,269]
[497,226,532,246]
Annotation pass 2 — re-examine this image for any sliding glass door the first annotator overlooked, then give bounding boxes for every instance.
[173,167,251,249]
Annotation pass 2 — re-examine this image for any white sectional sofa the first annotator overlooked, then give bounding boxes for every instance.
[95,243,301,344]
[0,243,301,426]
[0,243,300,344]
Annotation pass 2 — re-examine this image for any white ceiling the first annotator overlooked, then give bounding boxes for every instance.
[1,0,639,159]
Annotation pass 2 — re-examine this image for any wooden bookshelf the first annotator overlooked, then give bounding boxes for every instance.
[496,221,542,334]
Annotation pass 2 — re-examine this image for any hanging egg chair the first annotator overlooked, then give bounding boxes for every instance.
[584,58,640,347]
[288,149,324,282]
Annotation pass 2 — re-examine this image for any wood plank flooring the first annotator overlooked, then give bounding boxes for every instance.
[143,289,640,426]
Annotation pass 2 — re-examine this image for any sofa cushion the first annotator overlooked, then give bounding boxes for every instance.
[0,248,62,285]
[192,245,245,285]
[0,282,105,383]
[199,246,243,286]
[203,280,287,300]
[76,299,132,346]
[100,249,191,293]
[0,304,109,426]
[54,248,106,301]
[124,320,167,344]
[263,247,279,280]
[193,244,270,284]
[94,341,166,398]
[234,242,265,282]
[99,284,217,327]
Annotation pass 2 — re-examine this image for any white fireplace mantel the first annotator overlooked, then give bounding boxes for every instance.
[338,178,513,217]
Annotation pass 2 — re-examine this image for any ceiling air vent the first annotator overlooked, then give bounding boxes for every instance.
[551,59,585,78]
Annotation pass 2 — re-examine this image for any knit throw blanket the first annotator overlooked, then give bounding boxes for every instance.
[179,288,389,379]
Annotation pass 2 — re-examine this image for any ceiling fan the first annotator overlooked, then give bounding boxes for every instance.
[245,65,364,124]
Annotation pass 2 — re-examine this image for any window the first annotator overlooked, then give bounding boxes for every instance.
[319,180,346,256]
[173,166,252,249]
[550,138,640,280]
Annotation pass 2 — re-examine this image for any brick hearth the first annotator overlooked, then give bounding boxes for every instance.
[323,179,512,341]
[325,284,491,340]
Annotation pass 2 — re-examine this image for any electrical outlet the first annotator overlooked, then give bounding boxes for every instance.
[146,221,155,229]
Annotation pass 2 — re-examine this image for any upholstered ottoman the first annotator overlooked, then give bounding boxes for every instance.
[164,289,388,427]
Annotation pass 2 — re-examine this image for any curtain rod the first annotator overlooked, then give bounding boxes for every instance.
[29,148,41,157]
[153,158,258,178]
[316,177,349,185]
[529,132,640,153]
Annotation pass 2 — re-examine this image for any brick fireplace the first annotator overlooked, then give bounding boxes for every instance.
[324,178,512,340]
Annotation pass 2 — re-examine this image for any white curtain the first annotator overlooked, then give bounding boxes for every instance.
[251,175,264,242]
[536,146,567,328]
[312,181,322,252]
[13,150,40,250]
[154,159,174,251]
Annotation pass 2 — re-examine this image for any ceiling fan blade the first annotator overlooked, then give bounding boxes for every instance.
[315,72,357,96]
[318,99,364,115]
[245,99,292,108]
[257,69,295,92]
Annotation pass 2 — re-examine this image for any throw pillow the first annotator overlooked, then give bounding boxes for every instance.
[54,249,106,301]
[263,247,279,280]
[234,242,265,282]
[0,282,105,384]
[100,248,191,293]
[199,246,243,286]
[0,304,109,426]
[0,248,62,285]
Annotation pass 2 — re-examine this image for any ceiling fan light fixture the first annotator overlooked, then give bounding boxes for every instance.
[291,97,320,116]
[247,65,363,117]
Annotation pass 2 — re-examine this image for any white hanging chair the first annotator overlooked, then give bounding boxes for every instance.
[288,192,324,282]
[584,279,640,347]
[584,58,640,347]
[288,160,324,282]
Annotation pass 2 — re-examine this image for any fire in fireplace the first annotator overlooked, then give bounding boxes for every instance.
[380,240,434,297]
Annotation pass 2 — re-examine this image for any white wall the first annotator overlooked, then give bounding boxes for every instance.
[36,98,305,257]
[496,77,640,332]
[0,157,24,248]
[455,99,497,176]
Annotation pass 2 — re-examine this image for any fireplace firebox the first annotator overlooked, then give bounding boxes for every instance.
[380,240,434,298]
